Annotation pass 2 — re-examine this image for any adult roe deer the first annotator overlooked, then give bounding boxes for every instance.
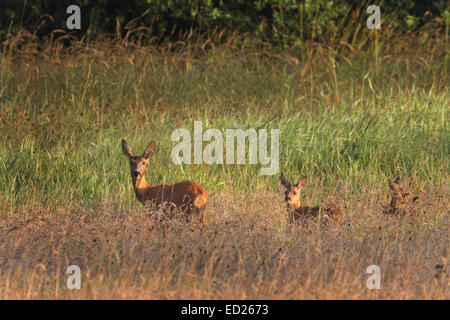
[280,172,344,223]
[121,139,208,224]
[386,177,419,215]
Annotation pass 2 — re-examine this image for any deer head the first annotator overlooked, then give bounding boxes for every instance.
[388,177,419,213]
[121,139,155,182]
[280,172,307,211]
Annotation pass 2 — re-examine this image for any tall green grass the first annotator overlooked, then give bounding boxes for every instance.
[0,30,448,211]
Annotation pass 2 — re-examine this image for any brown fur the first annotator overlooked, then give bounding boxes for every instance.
[386,177,419,216]
[280,172,344,223]
[121,139,208,224]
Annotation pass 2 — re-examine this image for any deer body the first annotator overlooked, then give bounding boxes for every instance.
[133,178,207,213]
[280,172,344,223]
[288,203,344,223]
[122,139,207,222]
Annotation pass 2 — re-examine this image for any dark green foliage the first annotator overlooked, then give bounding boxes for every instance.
[1,0,447,43]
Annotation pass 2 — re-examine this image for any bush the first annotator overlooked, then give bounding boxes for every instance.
[0,0,448,44]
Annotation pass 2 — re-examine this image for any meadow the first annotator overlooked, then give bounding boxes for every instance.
[0,27,448,298]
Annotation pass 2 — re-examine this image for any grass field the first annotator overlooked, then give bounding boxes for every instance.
[0,28,448,299]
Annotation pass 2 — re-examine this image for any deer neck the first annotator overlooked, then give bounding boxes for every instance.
[287,201,301,212]
[132,174,152,202]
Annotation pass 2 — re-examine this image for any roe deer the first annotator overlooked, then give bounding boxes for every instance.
[121,139,208,224]
[280,172,344,223]
[386,177,419,215]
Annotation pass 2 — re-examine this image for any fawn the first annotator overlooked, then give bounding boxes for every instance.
[121,139,208,224]
[386,177,419,215]
[280,172,344,223]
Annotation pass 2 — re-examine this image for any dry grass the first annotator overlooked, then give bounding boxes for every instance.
[1,182,448,299]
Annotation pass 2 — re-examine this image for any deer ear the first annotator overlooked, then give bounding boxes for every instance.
[121,139,133,158]
[143,141,155,159]
[297,176,307,188]
[280,172,291,188]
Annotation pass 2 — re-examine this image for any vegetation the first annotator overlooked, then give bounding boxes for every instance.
[1,0,448,43]
[0,2,448,299]
[1,27,447,209]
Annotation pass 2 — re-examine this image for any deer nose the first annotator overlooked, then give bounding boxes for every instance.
[413,196,419,201]
[132,171,140,178]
